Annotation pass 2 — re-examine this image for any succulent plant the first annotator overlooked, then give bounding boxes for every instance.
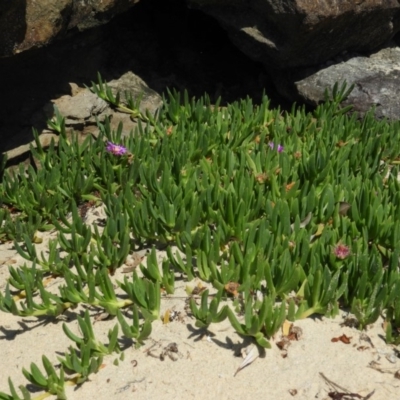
[2,76,400,398]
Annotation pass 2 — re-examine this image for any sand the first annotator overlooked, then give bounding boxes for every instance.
[1,206,399,400]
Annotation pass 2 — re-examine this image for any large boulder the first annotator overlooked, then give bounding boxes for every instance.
[0,0,139,57]
[187,0,400,68]
[274,45,400,121]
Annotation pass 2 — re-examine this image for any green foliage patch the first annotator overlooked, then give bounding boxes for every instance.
[1,78,400,399]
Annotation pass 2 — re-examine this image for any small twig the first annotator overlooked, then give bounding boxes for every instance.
[368,361,398,374]
[320,373,375,400]
[143,341,159,355]
[359,333,375,349]
[320,372,350,393]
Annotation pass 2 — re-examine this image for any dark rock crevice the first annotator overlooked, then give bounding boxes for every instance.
[3,0,399,157]
[0,0,290,154]
[0,0,27,57]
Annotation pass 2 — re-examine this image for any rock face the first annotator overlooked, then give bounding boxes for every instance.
[43,72,163,137]
[4,71,163,165]
[275,45,400,120]
[0,0,139,57]
[187,0,400,68]
[0,2,274,156]
[187,0,400,120]
[2,0,400,165]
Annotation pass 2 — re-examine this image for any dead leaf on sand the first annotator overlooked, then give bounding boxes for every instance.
[331,334,352,344]
[282,320,292,336]
[287,326,303,341]
[122,253,145,273]
[163,309,171,324]
[234,345,259,377]
[0,258,17,266]
[224,281,240,297]
[187,282,207,296]
[94,312,110,322]
[276,323,303,357]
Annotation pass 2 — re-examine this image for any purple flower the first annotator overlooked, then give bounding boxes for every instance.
[268,142,284,153]
[106,141,127,156]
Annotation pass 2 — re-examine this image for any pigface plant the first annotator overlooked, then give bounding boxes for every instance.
[2,78,400,398]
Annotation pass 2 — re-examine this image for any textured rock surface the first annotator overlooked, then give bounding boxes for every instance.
[46,88,109,129]
[45,72,163,136]
[4,71,162,166]
[0,1,278,157]
[187,0,400,68]
[0,0,139,57]
[280,45,400,120]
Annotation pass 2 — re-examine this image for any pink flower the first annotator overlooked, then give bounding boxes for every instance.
[268,142,284,152]
[106,141,127,156]
[333,243,351,260]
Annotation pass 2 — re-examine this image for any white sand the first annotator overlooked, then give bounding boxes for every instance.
[1,208,399,400]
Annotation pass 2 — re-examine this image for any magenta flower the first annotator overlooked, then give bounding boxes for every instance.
[333,243,351,260]
[268,142,284,153]
[106,141,127,156]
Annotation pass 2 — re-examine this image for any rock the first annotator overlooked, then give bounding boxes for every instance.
[4,132,59,172]
[278,45,400,121]
[0,0,140,57]
[44,71,163,138]
[106,71,163,121]
[5,132,59,160]
[44,89,109,129]
[0,2,273,156]
[187,0,400,68]
[4,71,163,169]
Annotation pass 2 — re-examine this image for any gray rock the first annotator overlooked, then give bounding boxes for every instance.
[44,90,109,129]
[187,0,400,68]
[4,132,59,172]
[0,0,140,57]
[106,71,163,120]
[290,46,400,120]
[5,132,59,159]
[5,71,162,166]
[44,71,162,137]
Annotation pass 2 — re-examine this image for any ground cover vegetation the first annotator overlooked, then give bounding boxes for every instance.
[1,76,400,399]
